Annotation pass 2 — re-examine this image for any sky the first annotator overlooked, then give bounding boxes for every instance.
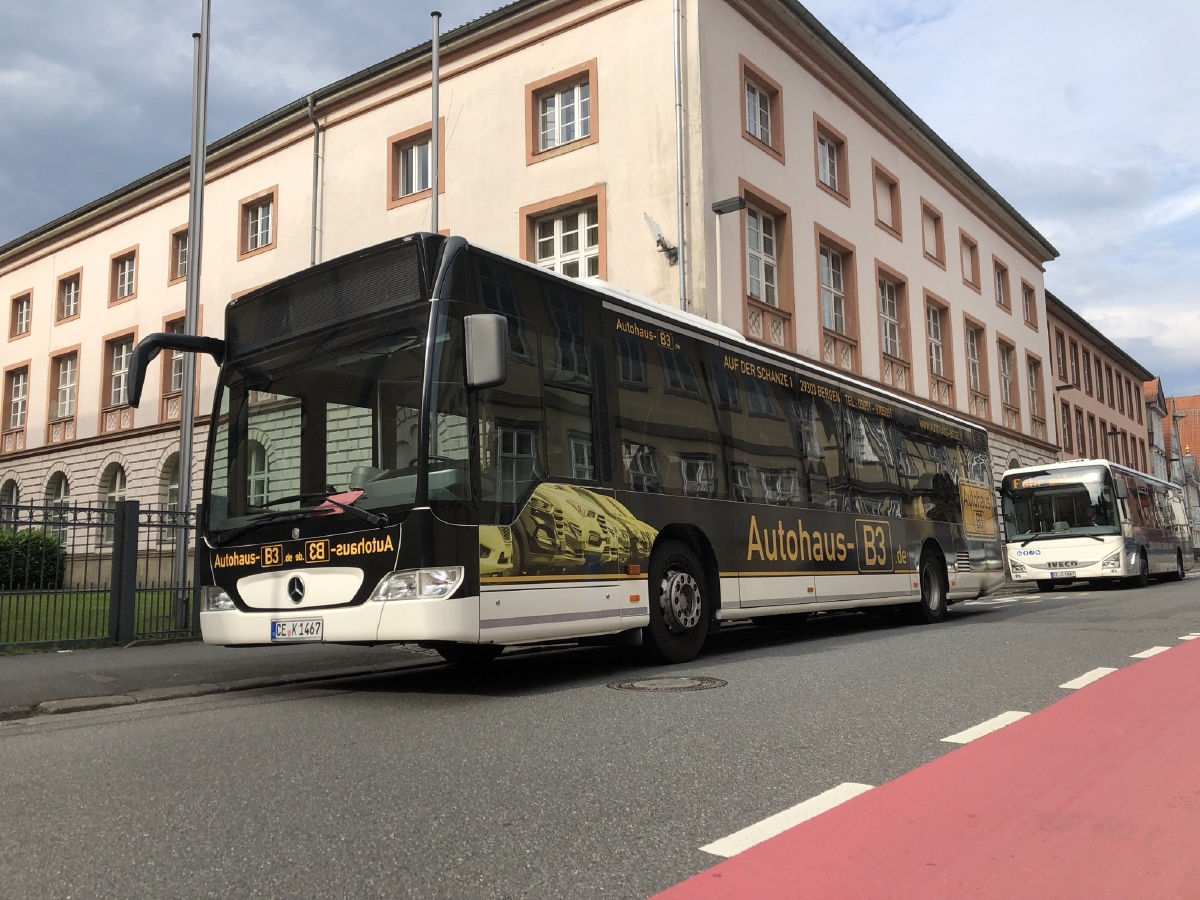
[1,0,1197,395]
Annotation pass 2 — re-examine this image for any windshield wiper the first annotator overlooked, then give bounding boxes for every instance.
[213,510,312,548]
[258,492,389,528]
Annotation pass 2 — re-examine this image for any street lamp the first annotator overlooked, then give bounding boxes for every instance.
[710,196,747,329]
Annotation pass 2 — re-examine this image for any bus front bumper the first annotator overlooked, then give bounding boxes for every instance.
[1008,558,1127,583]
[200,593,481,646]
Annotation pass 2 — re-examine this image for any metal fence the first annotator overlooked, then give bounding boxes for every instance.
[0,501,198,650]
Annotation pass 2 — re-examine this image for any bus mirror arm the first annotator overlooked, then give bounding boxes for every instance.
[129,333,226,408]
[464,314,509,389]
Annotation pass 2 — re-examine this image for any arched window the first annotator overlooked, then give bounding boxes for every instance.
[0,479,17,506]
[45,472,70,540]
[101,464,127,545]
[162,454,180,511]
[247,441,268,507]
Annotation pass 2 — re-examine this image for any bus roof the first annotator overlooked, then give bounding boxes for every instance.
[1002,458,1182,492]
[469,239,986,440]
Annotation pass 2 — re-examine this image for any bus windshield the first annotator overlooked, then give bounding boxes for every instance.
[205,306,445,537]
[1002,465,1120,541]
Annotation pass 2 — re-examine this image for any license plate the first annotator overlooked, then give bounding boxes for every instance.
[1050,571,1075,579]
[271,619,323,642]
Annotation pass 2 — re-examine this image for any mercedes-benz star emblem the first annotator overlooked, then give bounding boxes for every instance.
[291,527,301,540]
[287,576,306,604]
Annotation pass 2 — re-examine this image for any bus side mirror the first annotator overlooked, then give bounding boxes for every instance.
[129,333,226,408]
[464,314,508,389]
[1113,478,1128,500]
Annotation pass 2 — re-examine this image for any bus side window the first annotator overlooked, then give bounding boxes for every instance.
[789,392,841,510]
[544,386,597,482]
[714,360,798,506]
[542,285,592,388]
[843,407,902,518]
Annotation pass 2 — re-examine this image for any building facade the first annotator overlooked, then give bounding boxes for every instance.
[1144,377,1170,481]
[1044,291,1151,473]
[0,0,1062,512]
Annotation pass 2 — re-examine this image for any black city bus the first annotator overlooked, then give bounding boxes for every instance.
[130,233,1003,664]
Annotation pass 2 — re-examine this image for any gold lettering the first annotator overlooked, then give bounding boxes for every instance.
[747,516,763,561]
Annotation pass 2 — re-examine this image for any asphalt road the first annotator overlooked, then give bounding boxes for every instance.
[2,576,1198,899]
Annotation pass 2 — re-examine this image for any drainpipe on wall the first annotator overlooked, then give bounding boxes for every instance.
[307,94,320,267]
[431,11,441,235]
[672,0,687,311]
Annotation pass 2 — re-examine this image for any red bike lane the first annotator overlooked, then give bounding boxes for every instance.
[656,637,1200,899]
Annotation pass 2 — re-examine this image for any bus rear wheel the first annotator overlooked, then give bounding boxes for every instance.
[909,549,947,624]
[432,642,503,667]
[1168,550,1185,582]
[646,542,709,664]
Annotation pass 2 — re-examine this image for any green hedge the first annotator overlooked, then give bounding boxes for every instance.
[0,528,67,590]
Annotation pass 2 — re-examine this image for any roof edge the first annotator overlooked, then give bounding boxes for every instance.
[1045,290,1153,382]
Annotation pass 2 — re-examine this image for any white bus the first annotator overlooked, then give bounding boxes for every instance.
[1001,459,1193,589]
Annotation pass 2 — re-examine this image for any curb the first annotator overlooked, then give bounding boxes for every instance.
[15,658,441,720]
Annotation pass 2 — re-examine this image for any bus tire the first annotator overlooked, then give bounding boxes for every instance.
[433,642,503,667]
[1036,580,1055,592]
[1168,550,1185,582]
[1126,551,1149,589]
[910,549,948,624]
[646,541,709,664]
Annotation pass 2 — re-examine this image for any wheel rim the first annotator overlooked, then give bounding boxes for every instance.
[922,563,942,610]
[660,567,702,634]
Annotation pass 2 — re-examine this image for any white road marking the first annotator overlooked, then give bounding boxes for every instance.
[699,782,873,858]
[941,711,1029,744]
[1130,646,1170,659]
[1025,599,1042,603]
[1059,667,1118,689]
[1180,635,1198,641]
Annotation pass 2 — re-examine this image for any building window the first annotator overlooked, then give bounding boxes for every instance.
[1055,331,1067,381]
[1135,381,1143,424]
[1095,356,1104,401]
[110,248,137,304]
[106,336,134,408]
[238,187,278,259]
[1069,340,1080,387]
[1105,365,1115,407]
[966,327,982,393]
[1021,281,1038,329]
[526,60,598,164]
[746,206,777,306]
[10,293,31,338]
[100,464,127,544]
[1061,400,1073,452]
[1027,359,1041,419]
[1125,378,1135,422]
[1115,371,1125,415]
[164,319,185,394]
[872,161,901,238]
[1082,349,1093,395]
[994,260,1010,310]
[51,353,77,420]
[163,453,181,511]
[1088,414,1098,458]
[745,79,771,146]
[998,343,1015,406]
[960,231,980,290]
[57,271,81,322]
[1075,408,1085,456]
[927,305,944,377]
[879,278,901,358]
[46,473,70,539]
[535,206,599,278]
[400,138,430,196]
[964,320,989,419]
[387,120,445,209]
[814,117,849,202]
[247,440,269,507]
[820,245,845,334]
[0,479,18,506]
[170,227,189,284]
[739,57,783,161]
[5,367,28,432]
[921,200,945,266]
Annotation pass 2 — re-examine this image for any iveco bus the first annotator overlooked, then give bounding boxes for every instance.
[1001,459,1192,589]
[130,233,1004,664]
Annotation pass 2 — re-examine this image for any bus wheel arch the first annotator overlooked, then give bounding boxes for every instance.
[650,525,721,618]
[1127,549,1149,589]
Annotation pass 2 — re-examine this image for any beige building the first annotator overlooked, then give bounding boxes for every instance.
[0,0,1062,510]
[1045,291,1151,473]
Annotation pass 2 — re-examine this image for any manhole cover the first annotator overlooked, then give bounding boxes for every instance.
[607,675,726,692]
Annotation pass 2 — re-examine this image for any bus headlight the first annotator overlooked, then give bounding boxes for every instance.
[371,567,464,602]
[1010,561,1026,573]
[1101,551,1122,570]
[202,586,235,611]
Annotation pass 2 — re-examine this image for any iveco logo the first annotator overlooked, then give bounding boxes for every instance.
[287,576,306,604]
[1047,561,1078,569]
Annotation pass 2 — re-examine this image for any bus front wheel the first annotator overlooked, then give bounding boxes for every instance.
[1126,552,1149,589]
[646,541,709,664]
[909,549,947,624]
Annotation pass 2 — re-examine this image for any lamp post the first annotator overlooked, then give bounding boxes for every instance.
[710,196,746,329]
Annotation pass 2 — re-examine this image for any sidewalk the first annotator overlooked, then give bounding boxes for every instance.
[0,639,438,719]
[656,632,1200,899]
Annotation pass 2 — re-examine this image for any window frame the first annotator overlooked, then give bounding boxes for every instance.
[108,245,138,305]
[920,199,945,268]
[813,114,850,205]
[871,160,902,240]
[814,224,858,370]
[99,329,137,436]
[519,185,608,281]
[237,186,278,261]
[1020,278,1039,331]
[55,269,83,324]
[997,336,1019,415]
[9,290,32,341]
[992,256,1011,312]
[1054,330,1067,382]
[168,224,189,286]
[525,59,599,166]
[1026,352,1045,424]
[959,229,980,292]
[745,203,778,307]
[48,346,79,424]
[386,118,447,210]
[3,360,30,436]
[532,205,601,279]
[963,313,990,417]
[1069,339,1080,388]
[1082,348,1093,396]
[924,291,955,408]
[738,180,794,351]
[740,56,784,163]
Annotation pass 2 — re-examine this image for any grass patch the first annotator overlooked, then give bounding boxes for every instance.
[0,589,192,646]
